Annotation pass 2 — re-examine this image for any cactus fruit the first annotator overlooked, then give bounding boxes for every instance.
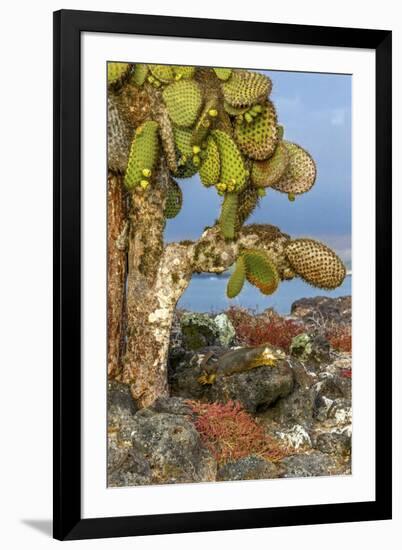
[212,130,248,193]
[222,70,272,108]
[235,101,278,160]
[226,256,246,298]
[148,64,175,83]
[219,192,239,239]
[162,80,202,127]
[235,185,260,230]
[213,67,233,81]
[199,137,221,186]
[271,142,316,195]
[251,141,289,187]
[124,121,159,190]
[285,238,346,289]
[130,64,148,86]
[243,249,279,295]
[164,178,183,219]
[173,66,196,79]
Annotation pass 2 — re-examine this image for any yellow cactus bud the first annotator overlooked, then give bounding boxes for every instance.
[258,188,266,197]
[175,73,183,80]
[192,155,201,166]
[142,168,152,177]
[216,183,227,192]
[288,192,296,202]
[192,145,201,155]
[140,180,149,189]
[208,108,218,117]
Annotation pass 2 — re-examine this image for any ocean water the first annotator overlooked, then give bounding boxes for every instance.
[178,273,352,315]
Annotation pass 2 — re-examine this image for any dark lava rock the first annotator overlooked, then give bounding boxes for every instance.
[108,380,137,439]
[217,455,284,481]
[170,347,294,413]
[150,396,193,416]
[108,440,152,487]
[280,451,338,478]
[313,429,351,456]
[130,409,216,484]
[291,296,351,325]
[290,333,331,366]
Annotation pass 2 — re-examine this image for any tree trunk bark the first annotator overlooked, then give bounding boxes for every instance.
[107,172,127,378]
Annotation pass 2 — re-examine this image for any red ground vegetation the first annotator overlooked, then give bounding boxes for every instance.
[325,323,352,353]
[186,399,289,464]
[226,306,304,352]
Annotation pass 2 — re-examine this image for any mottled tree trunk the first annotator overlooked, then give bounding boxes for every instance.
[107,172,128,378]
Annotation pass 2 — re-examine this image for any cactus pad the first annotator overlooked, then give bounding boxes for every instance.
[285,239,346,289]
[164,178,183,218]
[192,98,219,145]
[219,192,239,239]
[124,121,159,190]
[235,185,260,229]
[148,64,175,82]
[272,142,316,195]
[222,70,272,108]
[130,64,148,86]
[199,137,220,186]
[212,130,248,192]
[235,101,278,160]
[227,257,246,298]
[162,80,202,127]
[213,67,232,81]
[243,249,279,295]
[108,62,130,88]
[251,141,289,187]
[173,66,196,79]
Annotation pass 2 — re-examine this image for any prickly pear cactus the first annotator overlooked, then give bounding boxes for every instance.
[108,62,346,308]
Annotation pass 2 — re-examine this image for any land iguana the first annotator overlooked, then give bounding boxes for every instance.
[197,344,286,385]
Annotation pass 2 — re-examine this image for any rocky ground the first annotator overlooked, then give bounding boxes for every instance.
[108,296,352,486]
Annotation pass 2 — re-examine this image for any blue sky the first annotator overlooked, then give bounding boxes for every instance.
[165,69,352,264]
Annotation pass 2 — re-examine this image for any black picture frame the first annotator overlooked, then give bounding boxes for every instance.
[53,9,392,541]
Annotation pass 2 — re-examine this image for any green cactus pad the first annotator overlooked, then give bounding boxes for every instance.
[227,256,246,298]
[191,98,219,146]
[213,67,233,81]
[223,101,249,116]
[251,141,289,187]
[219,192,239,239]
[222,70,272,108]
[199,137,221,187]
[235,185,260,230]
[271,142,316,195]
[162,80,203,127]
[130,64,148,86]
[124,121,159,190]
[164,178,183,219]
[173,126,193,157]
[243,249,279,295]
[148,64,175,83]
[212,130,248,192]
[235,101,278,160]
[173,66,196,79]
[108,62,130,88]
[285,239,346,290]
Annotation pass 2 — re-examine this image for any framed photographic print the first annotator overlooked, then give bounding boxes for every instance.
[53,9,392,541]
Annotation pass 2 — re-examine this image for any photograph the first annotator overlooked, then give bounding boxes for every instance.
[107,62,352,487]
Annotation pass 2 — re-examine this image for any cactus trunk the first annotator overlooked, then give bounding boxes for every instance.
[121,169,193,408]
[107,172,128,378]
